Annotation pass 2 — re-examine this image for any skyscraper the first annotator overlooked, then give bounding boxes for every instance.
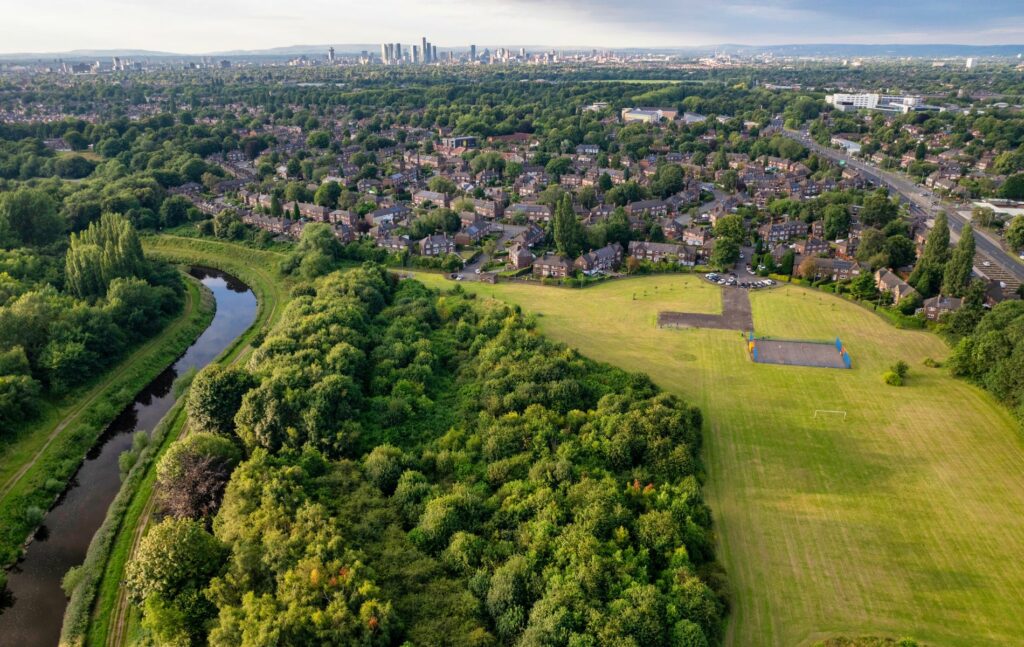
[432,45,437,63]
[380,43,389,65]
[412,45,420,64]
[395,43,402,62]
[422,37,429,63]
[470,44,476,62]
[328,46,335,62]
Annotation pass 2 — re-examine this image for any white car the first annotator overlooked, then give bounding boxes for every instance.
[474,268,482,274]
[982,261,992,267]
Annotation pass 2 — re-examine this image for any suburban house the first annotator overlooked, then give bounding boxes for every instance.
[329,209,362,227]
[512,224,546,248]
[418,234,456,257]
[682,228,711,248]
[575,242,624,274]
[625,200,668,218]
[628,241,697,266]
[509,203,553,223]
[533,252,573,278]
[413,190,449,208]
[922,295,962,321]
[802,258,861,281]
[874,269,918,304]
[454,221,492,246]
[472,198,504,219]
[796,237,830,257]
[759,219,809,244]
[509,244,535,270]
[375,234,412,253]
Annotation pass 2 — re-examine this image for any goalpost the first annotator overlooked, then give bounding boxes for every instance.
[813,409,848,420]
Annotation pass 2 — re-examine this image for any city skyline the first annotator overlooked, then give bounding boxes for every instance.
[2,0,1022,55]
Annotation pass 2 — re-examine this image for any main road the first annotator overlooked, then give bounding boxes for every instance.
[782,128,1024,288]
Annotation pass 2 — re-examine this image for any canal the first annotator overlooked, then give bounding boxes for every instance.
[0,267,257,647]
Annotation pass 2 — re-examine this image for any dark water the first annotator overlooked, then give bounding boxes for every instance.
[0,267,257,647]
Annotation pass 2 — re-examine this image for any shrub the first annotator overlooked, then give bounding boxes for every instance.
[24,505,45,525]
[883,371,904,387]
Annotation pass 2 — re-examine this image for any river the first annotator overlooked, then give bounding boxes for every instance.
[0,267,258,647]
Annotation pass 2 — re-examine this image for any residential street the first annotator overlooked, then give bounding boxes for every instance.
[782,128,1024,290]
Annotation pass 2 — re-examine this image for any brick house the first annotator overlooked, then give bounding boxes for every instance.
[418,234,456,257]
[628,241,697,266]
[533,252,573,278]
[413,190,449,208]
[575,242,624,273]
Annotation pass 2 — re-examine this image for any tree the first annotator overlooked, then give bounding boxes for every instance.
[860,189,899,228]
[908,212,950,297]
[552,194,584,258]
[0,188,65,248]
[884,235,917,269]
[999,173,1024,200]
[306,130,331,149]
[942,223,975,297]
[971,206,996,229]
[822,204,851,240]
[187,365,257,436]
[314,181,342,209]
[1006,215,1024,251]
[428,176,456,196]
[156,433,242,519]
[159,195,192,229]
[363,444,406,494]
[126,518,226,645]
[779,248,796,276]
[713,214,744,246]
[65,214,146,298]
[710,238,739,270]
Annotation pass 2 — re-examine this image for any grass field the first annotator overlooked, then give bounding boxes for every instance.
[412,273,1024,646]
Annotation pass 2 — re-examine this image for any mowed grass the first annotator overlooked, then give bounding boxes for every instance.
[412,273,1024,646]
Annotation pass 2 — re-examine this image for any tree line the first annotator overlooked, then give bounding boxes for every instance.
[126,264,725,646]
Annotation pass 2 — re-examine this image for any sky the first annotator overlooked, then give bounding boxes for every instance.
[1,0,1023,54]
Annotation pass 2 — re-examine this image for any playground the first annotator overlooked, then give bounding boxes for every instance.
[748,334,852,369]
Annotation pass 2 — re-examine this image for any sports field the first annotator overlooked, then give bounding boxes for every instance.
[413,273,1024,646]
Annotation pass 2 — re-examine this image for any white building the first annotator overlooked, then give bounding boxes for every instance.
[826,93,941,114]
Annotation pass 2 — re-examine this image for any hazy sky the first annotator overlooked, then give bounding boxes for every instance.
[3,0,1023,53]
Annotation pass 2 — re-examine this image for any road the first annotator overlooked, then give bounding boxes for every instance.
[782,128,1024,291]
[455,222,527,282]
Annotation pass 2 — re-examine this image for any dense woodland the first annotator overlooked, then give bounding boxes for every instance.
[949,299,1024,422]
[0,191,182,433]
[127,264,724,646]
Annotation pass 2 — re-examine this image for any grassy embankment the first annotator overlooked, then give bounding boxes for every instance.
[0,275,215,569]
[80,235,292,647]
[412,272,1024,647]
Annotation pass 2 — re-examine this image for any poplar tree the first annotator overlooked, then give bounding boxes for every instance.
[942,223,975,297]
[908,212,950,297]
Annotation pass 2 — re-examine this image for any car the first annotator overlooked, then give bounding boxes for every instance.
[718,279,726,285]
[450,273,459,279]
[475,268,482,274]
[455,275,463,281]
[738,253,745,260]
[982,261,992,267]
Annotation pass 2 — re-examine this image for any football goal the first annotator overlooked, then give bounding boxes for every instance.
[813,409,848,420]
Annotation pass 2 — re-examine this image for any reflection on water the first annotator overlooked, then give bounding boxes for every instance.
[0,268,257,647]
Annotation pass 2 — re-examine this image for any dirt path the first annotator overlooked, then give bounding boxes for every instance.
[658,286,753,331]
[0,286,197,503]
